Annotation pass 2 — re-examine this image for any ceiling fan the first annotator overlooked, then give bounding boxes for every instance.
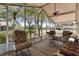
[53,3,59,16]
[52,3,74,17]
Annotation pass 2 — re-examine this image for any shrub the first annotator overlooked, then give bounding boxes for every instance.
[0,33,6,44]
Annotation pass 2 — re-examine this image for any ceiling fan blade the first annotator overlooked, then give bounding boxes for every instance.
[50,10,75,17]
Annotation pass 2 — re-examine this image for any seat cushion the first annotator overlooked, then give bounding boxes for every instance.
[60,42,79,56]
[15,42,32,51]
[14,30,27,43]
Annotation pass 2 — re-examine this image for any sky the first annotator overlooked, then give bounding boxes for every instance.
[16,17,54,28]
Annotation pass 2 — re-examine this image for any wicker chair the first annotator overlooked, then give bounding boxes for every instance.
[60,41,79,56]
[62,31,72,43]
[14,30,32,56]
[58,31,73,56]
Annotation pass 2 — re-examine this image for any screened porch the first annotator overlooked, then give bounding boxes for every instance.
[0,3,79,56]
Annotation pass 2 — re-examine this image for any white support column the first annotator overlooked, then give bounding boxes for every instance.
[24,4,26,31]
[46,17,48,39]
[6,4,9,52]
[76,3,79,38]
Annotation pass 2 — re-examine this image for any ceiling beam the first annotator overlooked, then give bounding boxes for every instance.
[40,3,50,8]
[0,3,23,7]
[41,8,55,24]
[49,10,75,17]
[0,3,41,8]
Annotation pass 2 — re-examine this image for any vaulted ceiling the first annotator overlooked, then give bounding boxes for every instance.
[42,3,76,23]
[0,3,76,23]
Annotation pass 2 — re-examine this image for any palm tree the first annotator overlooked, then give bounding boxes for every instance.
[32,8,42,37]
[8,6,24,30]
[25,8,35,39]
